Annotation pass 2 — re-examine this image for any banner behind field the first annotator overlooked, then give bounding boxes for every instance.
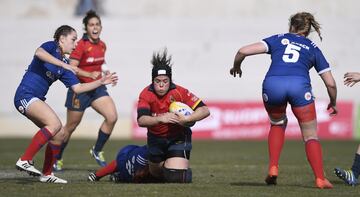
[132,100,354,140]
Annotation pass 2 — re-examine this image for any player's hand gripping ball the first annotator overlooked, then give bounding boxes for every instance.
[169,102,195,127]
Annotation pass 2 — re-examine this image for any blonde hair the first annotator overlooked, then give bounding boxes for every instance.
[289,12,322,41]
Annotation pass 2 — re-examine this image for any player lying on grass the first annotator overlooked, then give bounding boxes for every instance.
[88,144,159,183]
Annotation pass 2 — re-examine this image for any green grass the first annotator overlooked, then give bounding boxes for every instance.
[1,139,360,197]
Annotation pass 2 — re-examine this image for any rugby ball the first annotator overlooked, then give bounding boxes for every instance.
[169,102,194,116]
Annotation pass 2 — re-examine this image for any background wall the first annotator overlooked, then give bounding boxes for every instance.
[0,0,359,138]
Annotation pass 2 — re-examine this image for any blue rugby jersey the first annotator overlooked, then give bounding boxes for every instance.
[16,41,79,100]
[262,33,330,82]
[115,145,148,182]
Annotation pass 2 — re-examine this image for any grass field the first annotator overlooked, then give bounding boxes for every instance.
[1,139,360,197]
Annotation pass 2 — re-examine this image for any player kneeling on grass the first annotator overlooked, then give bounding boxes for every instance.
[136,48,210,183]
[88,145,159,183]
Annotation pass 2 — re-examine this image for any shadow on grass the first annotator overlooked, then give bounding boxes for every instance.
[52,167,95,173]
[0,177,38,184]
[230,181,319,189]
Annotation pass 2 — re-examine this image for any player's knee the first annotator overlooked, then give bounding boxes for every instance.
[269,116,288,126]
[303,135,319,142]
[48,121,62,134]
[163,167,192,183]
[52,129,65,143]
[303,136,319,143]
[105,113,118,125]
[64,121,80,133]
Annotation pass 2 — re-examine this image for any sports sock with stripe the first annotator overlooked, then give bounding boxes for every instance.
[21,128,52,160]
[95,160,117,178]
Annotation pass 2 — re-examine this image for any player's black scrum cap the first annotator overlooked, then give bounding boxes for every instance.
[152,65,172,81]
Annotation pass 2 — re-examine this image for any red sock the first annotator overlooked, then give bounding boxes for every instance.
[305,139,325,180]
[96,160,117,178]
[42,142,61,175]
[268,125,285,169]
[21,128,52,160]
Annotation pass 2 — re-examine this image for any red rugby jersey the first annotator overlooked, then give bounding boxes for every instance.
[70,35,106,83]
[137,83,202,137]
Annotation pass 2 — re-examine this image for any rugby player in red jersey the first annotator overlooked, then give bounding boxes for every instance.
[54,10,117,170]
[137,49,210,183]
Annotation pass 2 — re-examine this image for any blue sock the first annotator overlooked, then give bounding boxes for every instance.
[94,130,110,152]
[56,142,68,160]
[351,153,360,178]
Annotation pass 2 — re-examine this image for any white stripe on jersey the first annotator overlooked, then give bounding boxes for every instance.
[20,99,28,108]
[136,155,147,166]
[318,67,331,75]
[261,41,269,53]
[20,98,40,111]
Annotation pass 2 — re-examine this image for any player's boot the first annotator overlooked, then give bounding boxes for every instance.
[40,173,67,184]
[265,165,278,185]
[315,178,333,189]
[53,159,63,171]
[88,172,99,182]
[334,167,358,186]
[90,146,107,167]
[109,172,121,182]
[16,158,42,177]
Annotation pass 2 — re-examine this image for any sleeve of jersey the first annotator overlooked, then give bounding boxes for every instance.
[314,48,331,75]
[70,41,84,61]
[40,41,62,72]
[137,93,151,119]
[262,35,277,54]
[40,41,57,54]
[181,88,203,110]
[60,70,80,88]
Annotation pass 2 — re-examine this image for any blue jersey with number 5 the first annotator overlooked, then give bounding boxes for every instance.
[262,33,330,82]
[261,33,331,107]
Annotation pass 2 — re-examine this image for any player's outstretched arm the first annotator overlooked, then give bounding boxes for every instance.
[69,58,102,79]
[230,42,267,78]
[71,72,118,94]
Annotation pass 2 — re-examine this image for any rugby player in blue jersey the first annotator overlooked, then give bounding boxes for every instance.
[230,12,337,189]
[88,145,158,183]
[14,25,118,184]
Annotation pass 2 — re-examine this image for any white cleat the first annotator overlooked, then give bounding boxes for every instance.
[16,158,42,177]
[88,172,99,182]
[40,173,67,184]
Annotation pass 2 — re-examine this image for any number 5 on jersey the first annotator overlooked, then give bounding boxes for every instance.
[282,44,301,63]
